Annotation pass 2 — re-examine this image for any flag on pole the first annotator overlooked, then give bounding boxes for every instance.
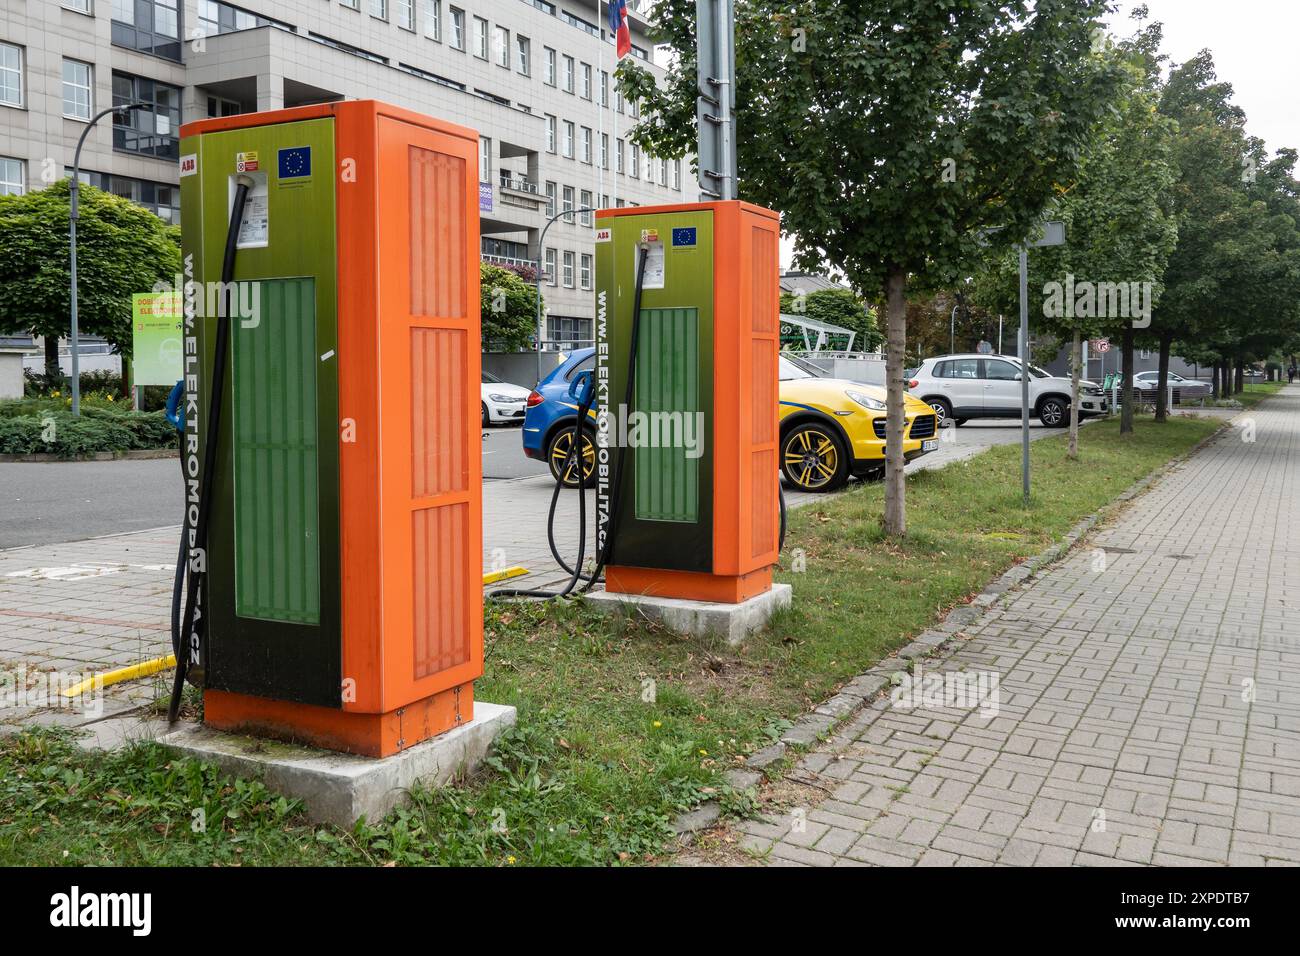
[608,0,632,59]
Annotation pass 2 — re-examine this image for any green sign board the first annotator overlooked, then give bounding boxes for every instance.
[130,291,183,386]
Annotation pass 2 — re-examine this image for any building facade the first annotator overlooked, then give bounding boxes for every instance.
[1,0,688,348]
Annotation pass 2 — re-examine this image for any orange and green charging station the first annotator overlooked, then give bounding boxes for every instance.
[593,201,782,605]
[177,101,482,757]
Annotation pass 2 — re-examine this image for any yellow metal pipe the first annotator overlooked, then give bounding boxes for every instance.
[61,653,176,697]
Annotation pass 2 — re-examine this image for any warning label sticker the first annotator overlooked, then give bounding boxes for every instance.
[236,151,259,173]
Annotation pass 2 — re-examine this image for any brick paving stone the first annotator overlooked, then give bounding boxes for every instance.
[754,389,1300,865]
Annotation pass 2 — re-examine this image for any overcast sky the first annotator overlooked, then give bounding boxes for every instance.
[1107,0,1298,157]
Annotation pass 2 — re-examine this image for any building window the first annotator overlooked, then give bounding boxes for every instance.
[616,138,624,174]
[562,185,574,218]
[396,0,414,30]
[449,7,464,49]
[492,26,509,67]
[600,193,609,209]
[206,94,241,117]
[423,0,441,40]
[543,47,556,86]
[112,72,180,159]
[472,16,487,59]
[1,42,24,108]
[660,158,668,186]
[562,251,574,288]
[478,137,490,183]
[580,190,592,227]
[370,0,388,20]
[62,59,93,120]
[630,143,640,179]
[562,121,574,159]
[545,181,556,218]
[64,0,93,11]
[580,62,592,100]
[340,0,358,8]
[600,69,608,108]
[600,133,608,170]
[515,35,530,75]
[673,159,681,191]
[580,127,592,165]
[198,1,294,36]
[615,88,623,114]
[580,253,592,291]
[0,157,25,196]
[112,0,181,61]
[544,248,556,285]
[544,114,556,153]
[562,55,574,93]
[70,167,179,222]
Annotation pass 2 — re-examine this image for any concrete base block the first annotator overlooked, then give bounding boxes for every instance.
[585,583,792,645]
[158,701,516,826]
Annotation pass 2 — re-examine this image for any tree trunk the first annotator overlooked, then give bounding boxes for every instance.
[1154,332,1172,423]
[883,267,908,538]
[1120,325,1135,434]
[43,335,61,381]
[1235,360,1244,394]
[1068,329,1081,459]
[1210,363,1219,400]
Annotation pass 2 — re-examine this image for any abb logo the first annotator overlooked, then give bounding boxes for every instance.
[179,154,198,177]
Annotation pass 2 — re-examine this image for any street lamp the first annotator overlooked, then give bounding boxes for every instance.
[532,205,598,385]
[69,101,148,416]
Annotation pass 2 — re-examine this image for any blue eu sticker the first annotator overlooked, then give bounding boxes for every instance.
[278,146,312,179]
[672,227,697,247]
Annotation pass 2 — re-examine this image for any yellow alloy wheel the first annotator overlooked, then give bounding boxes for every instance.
[548,427,596,488]
[782,424,847,492]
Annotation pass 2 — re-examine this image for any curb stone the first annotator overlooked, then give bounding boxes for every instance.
[668,417,1232,852]
[0,448,177,463]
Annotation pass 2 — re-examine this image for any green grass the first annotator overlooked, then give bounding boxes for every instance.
[0,415,1221,866]
[1233,382,1286,409]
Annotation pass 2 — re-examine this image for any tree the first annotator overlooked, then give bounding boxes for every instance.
[480,262,545,352]
[0,179,181,381]
[779,286,883,352]
[973,18,1178,448]
[623,0,1122,534]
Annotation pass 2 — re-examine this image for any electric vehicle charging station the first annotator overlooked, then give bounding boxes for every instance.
[176,101,483,757]
[593,201,783,606]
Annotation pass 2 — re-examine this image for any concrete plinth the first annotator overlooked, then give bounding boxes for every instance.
[585,583,792,646]
[158,701,516,826]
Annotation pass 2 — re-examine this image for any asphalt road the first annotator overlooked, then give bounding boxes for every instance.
[0,418,1078,550]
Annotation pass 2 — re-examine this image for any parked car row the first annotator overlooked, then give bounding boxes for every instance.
[906,353,1109,427]
[520,348,940,493]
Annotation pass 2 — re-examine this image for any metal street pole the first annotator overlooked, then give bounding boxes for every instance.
[70,101,147,417]
[533,206,598,385]
[1019,245,1030,506]
[950,304,958,354]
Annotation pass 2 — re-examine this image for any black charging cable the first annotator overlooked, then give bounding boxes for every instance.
[168,176,253,722]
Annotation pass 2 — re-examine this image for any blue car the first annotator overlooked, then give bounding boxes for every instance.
[523,347,596,487]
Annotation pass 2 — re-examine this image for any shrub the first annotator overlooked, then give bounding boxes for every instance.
[0,398,177,456]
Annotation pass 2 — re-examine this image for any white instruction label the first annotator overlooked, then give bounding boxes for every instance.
[230,171,269,249]
[637,242,665,290]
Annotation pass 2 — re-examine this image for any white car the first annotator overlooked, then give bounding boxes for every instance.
[1133,370,1211,400]
[907,354,1108,428]
[481,370,532,426]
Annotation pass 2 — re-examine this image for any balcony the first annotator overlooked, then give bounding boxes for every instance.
[498,172,540,196]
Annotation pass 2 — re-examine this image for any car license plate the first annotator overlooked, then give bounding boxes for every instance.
[922,440,938,452]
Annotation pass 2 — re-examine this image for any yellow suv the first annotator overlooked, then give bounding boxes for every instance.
[779,353,938,492]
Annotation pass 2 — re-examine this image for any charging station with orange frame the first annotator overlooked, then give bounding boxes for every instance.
[178,101,482,757]
[593,200,782,605]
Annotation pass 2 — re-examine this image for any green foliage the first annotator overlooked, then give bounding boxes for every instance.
[0,395,175,456]
[780,287,883,351]
[0,180,182,355]
[480,262,544,351]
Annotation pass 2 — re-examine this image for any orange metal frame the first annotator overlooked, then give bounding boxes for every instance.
[597,201,782,604]
[182,102,484,757]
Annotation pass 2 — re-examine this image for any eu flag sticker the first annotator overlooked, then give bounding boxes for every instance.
[278,146,312,179]
[671,226,697,247]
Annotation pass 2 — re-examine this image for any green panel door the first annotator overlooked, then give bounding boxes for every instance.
[634,308,700,522]
[231,277,320,625]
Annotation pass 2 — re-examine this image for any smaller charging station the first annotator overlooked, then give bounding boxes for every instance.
[593,200,782,606]
[177,101,483,757]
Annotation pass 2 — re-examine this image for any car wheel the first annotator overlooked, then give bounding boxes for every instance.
[781,423,849,493]
[481,402,490,428]
[928,399,954,427]
[1038,397,1068,428]
[547,425,597,488]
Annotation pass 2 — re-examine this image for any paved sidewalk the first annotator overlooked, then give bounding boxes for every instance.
[741,387,1300,866]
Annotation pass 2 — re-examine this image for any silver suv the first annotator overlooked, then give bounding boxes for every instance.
[907,354,1108,428]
